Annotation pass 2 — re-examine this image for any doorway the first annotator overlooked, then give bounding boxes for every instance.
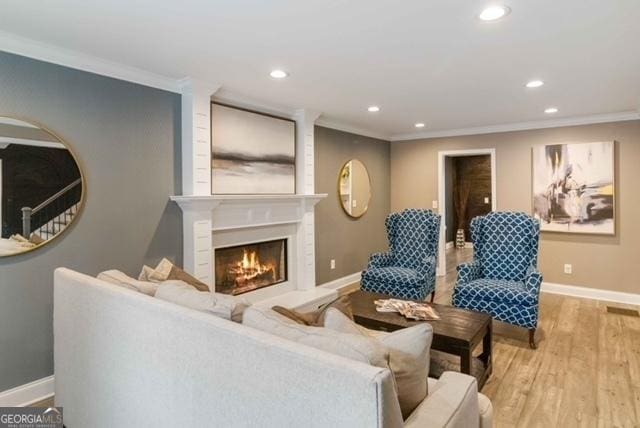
[437,149,496,276]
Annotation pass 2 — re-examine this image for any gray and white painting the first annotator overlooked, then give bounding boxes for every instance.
[533,142,614,234]
[211,103,295,194]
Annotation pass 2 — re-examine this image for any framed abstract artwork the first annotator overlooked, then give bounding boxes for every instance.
[532,142,615,234]
[211,102,296,195]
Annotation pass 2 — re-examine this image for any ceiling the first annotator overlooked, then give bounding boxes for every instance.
[1,0,639,140]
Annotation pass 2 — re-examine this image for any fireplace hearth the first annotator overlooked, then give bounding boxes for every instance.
[215,239,287,295]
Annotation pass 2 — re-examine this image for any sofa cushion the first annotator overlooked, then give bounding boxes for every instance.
[455,278,536,306]
[155,280,248,322]
[324,307,433,419]
[140,258,210,291]
[272,295,354,326]
[97,270,158,296]
[243,306,390,369]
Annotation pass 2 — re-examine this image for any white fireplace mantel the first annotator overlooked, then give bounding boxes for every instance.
[170,194,327,231]
[172,79,334,307]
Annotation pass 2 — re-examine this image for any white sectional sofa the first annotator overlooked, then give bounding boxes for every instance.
[53,268,492,427]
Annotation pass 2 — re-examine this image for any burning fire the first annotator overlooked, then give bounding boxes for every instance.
[230,249,276,284]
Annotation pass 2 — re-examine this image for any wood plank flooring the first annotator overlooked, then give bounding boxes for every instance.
[435,248,640,428]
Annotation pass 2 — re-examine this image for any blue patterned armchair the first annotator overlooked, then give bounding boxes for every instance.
[452,212,543,348]
[361,209,441,301]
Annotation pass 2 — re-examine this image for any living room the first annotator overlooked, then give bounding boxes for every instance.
[0,2,639,427]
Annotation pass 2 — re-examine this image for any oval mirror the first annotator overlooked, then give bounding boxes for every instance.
[338,159,371,218]
[0,117,84,256]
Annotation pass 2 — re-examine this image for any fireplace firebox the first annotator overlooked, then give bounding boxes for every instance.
[214,239,287,295]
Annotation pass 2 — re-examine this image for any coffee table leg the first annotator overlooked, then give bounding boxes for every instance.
[482,321,493,376]
[460,348,472,374]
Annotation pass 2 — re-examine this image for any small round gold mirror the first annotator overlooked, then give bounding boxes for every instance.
[0,117,84,256]
[338,159,371,218]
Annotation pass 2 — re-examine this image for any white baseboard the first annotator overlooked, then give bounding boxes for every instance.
[445,241,454,250]
[464,242,474,249]
[0,375,54,407]
[319,272,361,292]
[541,282,640,306]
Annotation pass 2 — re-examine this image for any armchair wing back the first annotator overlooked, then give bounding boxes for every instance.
[361,209,441,301]
[471,212,540,281]
[387,209,441,270]
[453,211,543,348]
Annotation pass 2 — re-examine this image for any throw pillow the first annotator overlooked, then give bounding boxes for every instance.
[242,306,389,368]
[324,307,433,419]
[272,295,354,326]
[155,280,249,322]
[139,258,209,291]
[97,270,159,296]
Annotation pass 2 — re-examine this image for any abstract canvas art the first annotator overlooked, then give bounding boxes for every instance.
[532,142,615,234]
[211,103,295,194]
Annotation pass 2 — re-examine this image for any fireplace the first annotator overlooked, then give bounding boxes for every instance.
[214,239,288,295]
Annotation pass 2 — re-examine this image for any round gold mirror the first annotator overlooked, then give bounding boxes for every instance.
[0,117,84,256]
[338,159,371,218]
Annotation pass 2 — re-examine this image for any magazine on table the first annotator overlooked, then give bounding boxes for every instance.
[373,298,441,321]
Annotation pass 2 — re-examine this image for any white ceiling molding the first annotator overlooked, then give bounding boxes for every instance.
[0,30,181,93]
[391,111,640,142]
[315,117,391,141]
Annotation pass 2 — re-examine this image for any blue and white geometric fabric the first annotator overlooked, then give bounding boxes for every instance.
[361,209,441,300]
[453,212,542,329]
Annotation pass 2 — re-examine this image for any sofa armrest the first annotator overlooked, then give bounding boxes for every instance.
[367,252,393,269]
[404,372,480,428]
[456,261,481,285]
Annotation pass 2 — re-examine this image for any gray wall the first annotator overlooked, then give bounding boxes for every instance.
[0,52,182,391]
[314,126,390,284]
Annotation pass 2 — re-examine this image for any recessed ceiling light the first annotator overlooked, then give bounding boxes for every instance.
[415,123,426,128]
[526,80,544,88]
[479,5,510,21]
[367,106,380,113]
[544,107,559,114]
[269,69,288,79]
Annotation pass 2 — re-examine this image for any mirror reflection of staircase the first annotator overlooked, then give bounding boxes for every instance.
[22,178,81,241]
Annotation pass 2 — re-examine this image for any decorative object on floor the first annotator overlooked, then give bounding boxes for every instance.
[0,116,84,257]
[211,103,295,194]
[532,141,615,234]
[454,181,471,248]
[452,211,542,349]
[338,159,371,218]
[361,208,440,301]
[349,290,493,389]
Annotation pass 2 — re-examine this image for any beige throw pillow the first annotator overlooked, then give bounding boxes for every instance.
[155,280,248,322]
[272,295,354,326]
[242,306,390,368]
[324,307,433,419]
[97,270,159,296]
[139,258,210,291]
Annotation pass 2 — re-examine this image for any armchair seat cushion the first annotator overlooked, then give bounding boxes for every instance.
[455,278,537,307]
[363,267,422,288]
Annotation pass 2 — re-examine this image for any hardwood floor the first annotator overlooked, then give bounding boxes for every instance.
[435,248,640,428]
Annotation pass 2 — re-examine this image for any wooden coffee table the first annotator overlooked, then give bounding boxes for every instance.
[349,290,493,389]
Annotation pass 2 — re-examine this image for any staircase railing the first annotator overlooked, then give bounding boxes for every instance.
[22,178,82,239]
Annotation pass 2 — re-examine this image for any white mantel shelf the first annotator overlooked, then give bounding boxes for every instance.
[171,193,327,209]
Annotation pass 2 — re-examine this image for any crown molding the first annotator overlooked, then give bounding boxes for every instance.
[390,111,640,141]
[315,117,391,141]
[0,30,181,93]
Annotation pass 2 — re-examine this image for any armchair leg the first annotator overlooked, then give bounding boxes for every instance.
[529,328,537,349]
[429,292,435,303]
